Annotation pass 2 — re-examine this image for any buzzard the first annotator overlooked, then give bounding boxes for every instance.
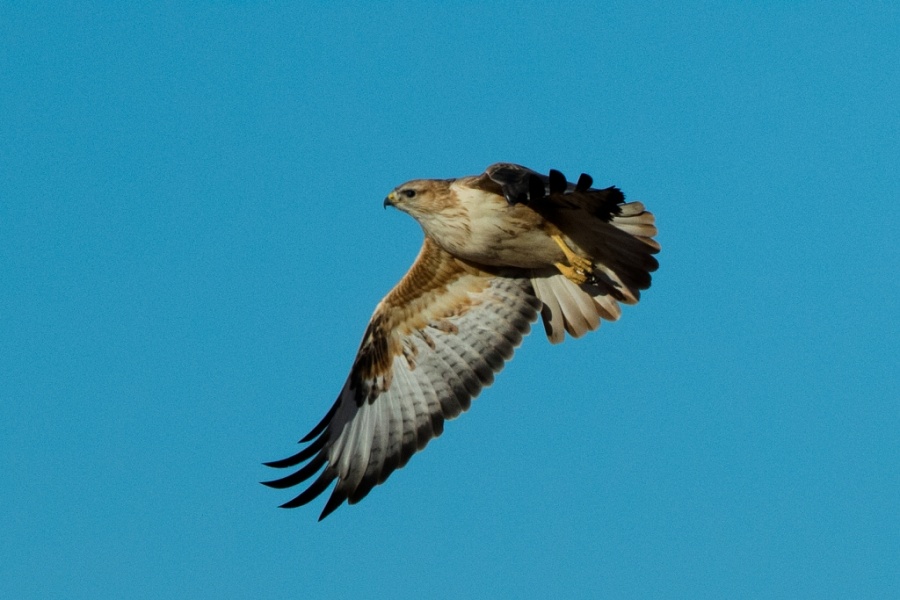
[263,163,659,519]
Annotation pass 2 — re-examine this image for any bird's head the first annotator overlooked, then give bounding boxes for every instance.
[384,180,436,212]
[383,179,466,247]
[384,178,459,223]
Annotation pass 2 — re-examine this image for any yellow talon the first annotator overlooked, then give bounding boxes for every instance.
[554,262,588,285]
[550,234,593,283]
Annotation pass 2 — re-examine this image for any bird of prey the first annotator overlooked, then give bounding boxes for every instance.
[263,163,659,520]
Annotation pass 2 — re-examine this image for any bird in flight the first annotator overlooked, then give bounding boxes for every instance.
[263,163,659,520]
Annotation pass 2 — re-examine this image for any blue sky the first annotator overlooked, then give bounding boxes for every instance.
[2,2,898,598]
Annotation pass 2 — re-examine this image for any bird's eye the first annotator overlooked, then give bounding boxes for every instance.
[402,189,416,198]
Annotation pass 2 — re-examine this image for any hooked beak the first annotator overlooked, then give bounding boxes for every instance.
[383,191,396,209]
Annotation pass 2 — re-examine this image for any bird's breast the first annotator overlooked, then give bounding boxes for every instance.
[433,185,565,269]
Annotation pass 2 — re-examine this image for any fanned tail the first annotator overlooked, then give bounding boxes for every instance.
[531,184,659,344]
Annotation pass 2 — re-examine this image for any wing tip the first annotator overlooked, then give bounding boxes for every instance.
[276,469,337,510]
[318,488,348,520]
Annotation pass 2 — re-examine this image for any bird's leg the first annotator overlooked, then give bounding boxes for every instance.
[551,233,594,285]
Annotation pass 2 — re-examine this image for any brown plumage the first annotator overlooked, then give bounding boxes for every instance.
[263,163,659,519]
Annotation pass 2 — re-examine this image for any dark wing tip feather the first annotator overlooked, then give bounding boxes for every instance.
[262,433,328,468]
[279,468,336,509]
[300,400,339,443]
[548,169,568,194]
[319,487,349,520]
[260,452,327,489]
[576,173,593,191]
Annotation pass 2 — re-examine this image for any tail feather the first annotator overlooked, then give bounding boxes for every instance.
[531,276,566,344]
[530,273,600,343]
[531,200,659,343]
[592,291,622,322]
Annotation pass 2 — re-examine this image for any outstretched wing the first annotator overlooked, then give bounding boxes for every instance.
[263,238,542,520]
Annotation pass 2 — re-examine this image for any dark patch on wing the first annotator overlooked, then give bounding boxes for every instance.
[486,163,624,221]
[488,163,546,205]
[548,169,567,194]
[576,172,593,192]
[350,315,393,405]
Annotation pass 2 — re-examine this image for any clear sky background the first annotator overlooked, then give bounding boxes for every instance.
[2,2,898,598]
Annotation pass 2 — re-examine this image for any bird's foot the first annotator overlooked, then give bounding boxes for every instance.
[550,234,594,284]
[554,262,589,285]
[567,252,594,274]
